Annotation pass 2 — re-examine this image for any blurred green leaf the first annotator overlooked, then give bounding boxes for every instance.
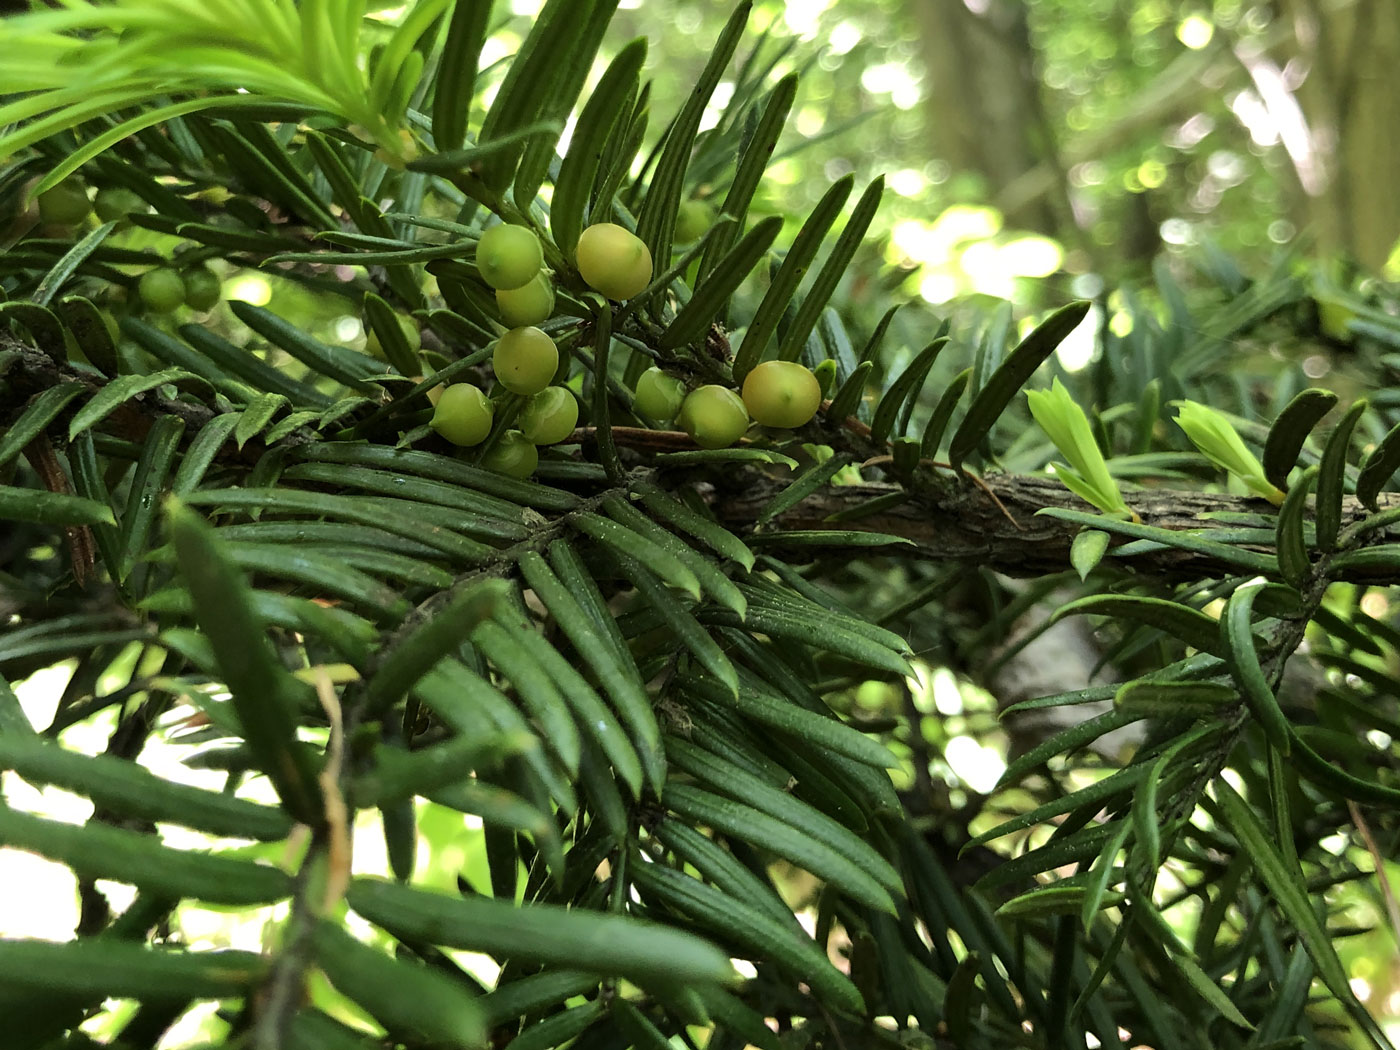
[347,877,736,985]
[166,498,324,824]
[0,938,264,999]
[1212,779,1391,1048]
[0,805,291,905]
[0,485,116,527]
[314,921,487,1049]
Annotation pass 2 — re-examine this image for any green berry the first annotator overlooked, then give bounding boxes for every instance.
[675,199,713,244]
[480,430,538,478]
[678,385,749,449]
[496,272,556,327]
[493,326,558,396]
[476,224,543,291]
[138,268,186,313]
[742,360,822,429]
[181,266,222,311]
[430,383,494,446]
[519,386,580,445]
[1316,297,1355,342]
[634,366,686,422]
[37,177,91,226]
[93,187,145,223]
[576,223,653,300]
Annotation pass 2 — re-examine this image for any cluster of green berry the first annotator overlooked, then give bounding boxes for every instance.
[34,176,149,229]
[33,175,221,315]
[634,360,823,449]
[429,221,655,477]
[429,214,823,470]
[136,264,222,314]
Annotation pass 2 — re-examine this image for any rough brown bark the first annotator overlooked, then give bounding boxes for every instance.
[707,469,1400,584]
[8,338,1400,586]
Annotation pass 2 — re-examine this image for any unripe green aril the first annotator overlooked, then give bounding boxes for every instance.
[1316,297,1355,342]
[182,266,222,311]
[675,199,714,244]
[634,366,686,422]
[678,385,749,449]
[576,223,653,300]
[93,187,145,223]
[366,313,421,360]
[138,268,186,313]
[430,383,494,446]
[480,430,538,478]
[36,178,92,226]
[496,272,556,327]
[519,386,580,445]
[476,223,543,291]
[742,360,822,429]
[493,326,558,396]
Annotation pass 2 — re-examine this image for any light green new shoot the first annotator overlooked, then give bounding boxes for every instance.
[1172,400,1285,504]
[1027,378,1135,520]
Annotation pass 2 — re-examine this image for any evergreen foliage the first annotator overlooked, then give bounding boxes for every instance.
[2,3,1400,1048]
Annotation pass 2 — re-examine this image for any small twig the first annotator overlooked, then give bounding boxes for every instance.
[812,998,852,1050]
[250,845,325,1050]
[579,425,700,452]
[1348,800,1400,953]
[962,469,1025,531]
[23,435,97,587]
[856,454,1024,531]
[250,669,351,1050]
[314,669,352,912]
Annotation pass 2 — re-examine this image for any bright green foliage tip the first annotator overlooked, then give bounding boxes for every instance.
[1027,378,1134,519]
[1172,400,1285,504]
[0,0,447,191]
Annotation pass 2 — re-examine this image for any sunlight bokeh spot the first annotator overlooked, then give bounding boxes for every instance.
[1177,14,1214,49]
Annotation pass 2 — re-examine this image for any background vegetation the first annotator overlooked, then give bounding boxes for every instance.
[2,1,1400,1048]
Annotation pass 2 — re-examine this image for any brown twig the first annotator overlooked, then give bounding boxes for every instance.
[22,434,96,588]
[1347,800,1400,953]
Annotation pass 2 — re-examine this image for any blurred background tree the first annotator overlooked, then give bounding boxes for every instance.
[620,0,1400,292]
[4,0,1400,1046]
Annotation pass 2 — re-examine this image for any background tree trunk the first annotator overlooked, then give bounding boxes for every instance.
[1276,0,1400,270]
[911,0,1400,272]
[908,0,1062,236]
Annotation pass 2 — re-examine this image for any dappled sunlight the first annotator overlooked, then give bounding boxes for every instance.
[1053,302,1099,372]
[223,273,272,307]
[890,204,1065,303]
[944,735,1006,795]
[2,0,1400,1045]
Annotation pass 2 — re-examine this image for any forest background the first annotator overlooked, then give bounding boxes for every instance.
[3,0,1400,1046]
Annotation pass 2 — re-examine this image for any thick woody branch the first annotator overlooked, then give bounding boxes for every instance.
[707,470,1400,584]
[2,342,218,441]
[8,338,1400,587]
